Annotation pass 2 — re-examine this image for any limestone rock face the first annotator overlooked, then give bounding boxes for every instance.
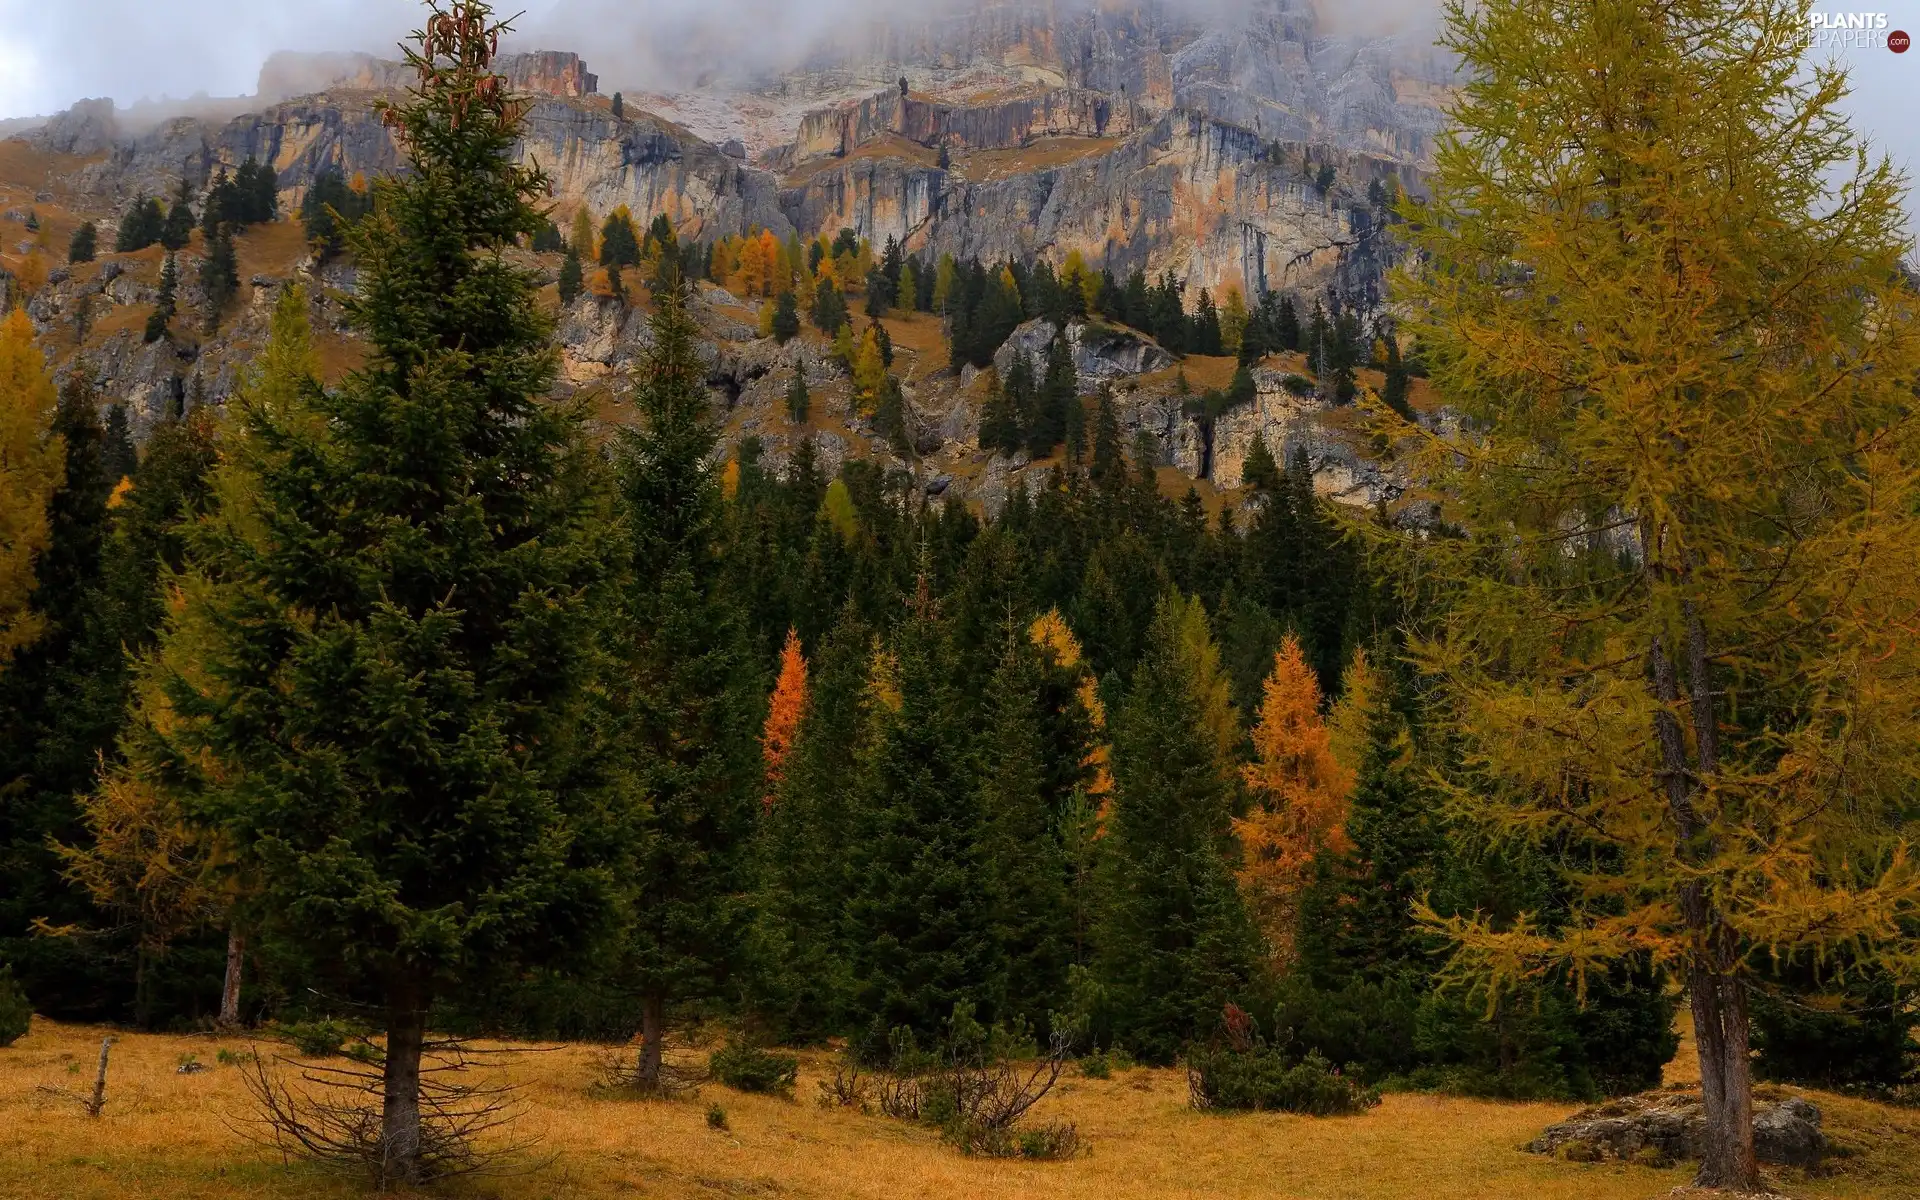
[1528,1089,1825,1169]
[780,112,1391,299]
[257,50,598,102]
[788,87,1144,164]
[992,318,1172,383]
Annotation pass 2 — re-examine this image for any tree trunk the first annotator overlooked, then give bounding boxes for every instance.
[218,928,245,1028]
[1691,965,1760,1190]
[381,981,427,1185]
[637,991,665,1091]
[1650,614,1763,1193]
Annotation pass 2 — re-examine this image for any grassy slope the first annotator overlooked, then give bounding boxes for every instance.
[3,1017,1916,1200]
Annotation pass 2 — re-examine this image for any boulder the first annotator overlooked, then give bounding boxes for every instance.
[1528,1089,1824,1169]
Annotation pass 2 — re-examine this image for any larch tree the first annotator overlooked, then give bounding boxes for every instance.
[1386,0,1920,1188]
[762,627,808,803]
[147,4,632,1181]
[1234,633,1354,966]
[0,308,63,669]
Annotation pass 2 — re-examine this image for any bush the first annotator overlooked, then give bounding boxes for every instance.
[1187,1044,1379,1115]
[1079,1050,1112,1079]
[0,965,31,1047]
[1280,373,1315,396]
[706,1103,729,1130]
[870,1004,1081,1159]
[710,1042,799,1096]
[279,1019,350,1058]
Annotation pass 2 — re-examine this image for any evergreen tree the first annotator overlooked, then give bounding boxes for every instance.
[1241,434,1282,493]
[977,633,1074,1032]
[1095,593,1260,1062]
[785,362,809,423]
[160,177,195,249]
[611,91,624,119]
[1380,331,1413,420]
[300,168,367,261]
[557,246,583,304]
[148,10,632,1180]
[67,222,97,264]
[143,252,177,343]
[978,372,1022,457]
[810,277,847,333]
[236,156,278,224]
[599,206,641,268]
[846,581,1001,1050]
[202,168,238,235]
[199,223,240,333]
[115,194,165,253]
[1028,333,1076,456]
[616,267,758,1089]
[531,219,565,252]
[1089,385,1123,486]
[771,288,801,344]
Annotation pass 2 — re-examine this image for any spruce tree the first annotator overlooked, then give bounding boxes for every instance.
[143,253,177,343]
[771,288,800,344]
[846,580,1001,1051]
[616,266,758,1089]
[67,222,96,264]
[204,169,239,235]
[1089,385,1123,486]
[160,178,196,251]
[116,194,165,252]
[557,246,583,304]
[199,223,239,333]
[599,207,641,268]
[977,633,1073,1031]
[785,363,809,423]
[148,7,631,1180]
[1095,592,1260,1062]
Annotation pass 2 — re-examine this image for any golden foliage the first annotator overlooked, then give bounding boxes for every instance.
[1381,0,1920,1020]
[1030,608,1111,804]
[1325,646,1376,779]
[761,628,808,802]
[43,766,220,956]
[1233,635,1354,962]
[0,306,64,668]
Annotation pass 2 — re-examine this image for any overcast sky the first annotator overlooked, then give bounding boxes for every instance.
[2,0,1916,227]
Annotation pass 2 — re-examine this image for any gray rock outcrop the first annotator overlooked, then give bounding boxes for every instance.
[1527,1089,1825,1169]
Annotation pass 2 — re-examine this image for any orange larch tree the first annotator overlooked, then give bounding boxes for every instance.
[762,627,808,805]
[1233,633,1354,963]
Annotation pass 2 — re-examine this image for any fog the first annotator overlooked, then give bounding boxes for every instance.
[0,0,1444,119]
[0,0,1913,231]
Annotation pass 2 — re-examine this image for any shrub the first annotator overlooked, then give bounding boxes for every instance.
[1079,1050,1112,1079]
[816,1055,872,1111]
[279,1019,350,1058]
[0,966,32,1047]
[1187,1045,1379,1115]
[871,1004,1082,1159]
[1281,373,1315,396]
[706,1103,729,1130]
[710,1042,799,1096]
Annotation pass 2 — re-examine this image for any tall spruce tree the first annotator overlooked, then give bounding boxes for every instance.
[616,265,758,1089]
[846,580,1001,1052]
[977,632,1074,1032]
[147,6,631,1180]
[143,253,177,344]
[198,223,239,333]
[1095,592,1260,1062]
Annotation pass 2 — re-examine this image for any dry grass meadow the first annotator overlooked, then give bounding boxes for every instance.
[5,1018,1920,1200]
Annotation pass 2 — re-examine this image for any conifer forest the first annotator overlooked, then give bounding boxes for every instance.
[3,0,1920,1195]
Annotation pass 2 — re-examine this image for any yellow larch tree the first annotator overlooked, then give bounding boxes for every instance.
[0,306,65,668]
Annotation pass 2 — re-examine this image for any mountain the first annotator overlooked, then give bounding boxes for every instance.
[0,0,1445,512]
